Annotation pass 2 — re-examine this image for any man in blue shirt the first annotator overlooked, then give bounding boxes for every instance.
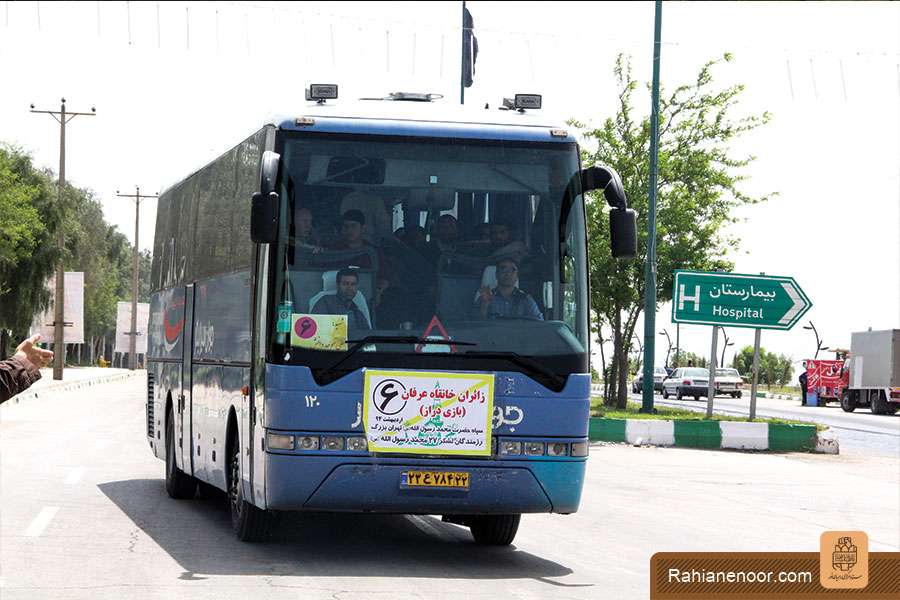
[475,258,543,321]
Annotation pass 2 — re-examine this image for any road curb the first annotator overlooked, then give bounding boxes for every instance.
[5,371,143,405]
[589,417,837,454]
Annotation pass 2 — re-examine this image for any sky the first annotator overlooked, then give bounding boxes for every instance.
[1,1,898,374]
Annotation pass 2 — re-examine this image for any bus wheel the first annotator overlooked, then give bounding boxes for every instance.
[228,433,271,542]
[469,514,520,546]
[165,407,197,499]
[840,390,856,413]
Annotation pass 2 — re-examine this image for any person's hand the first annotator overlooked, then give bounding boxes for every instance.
[478,286,493,305]
[15,334,54,369]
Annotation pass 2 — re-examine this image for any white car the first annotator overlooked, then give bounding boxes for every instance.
[632,366,669,393]
[662,367,710,401]
[715,368,744,398]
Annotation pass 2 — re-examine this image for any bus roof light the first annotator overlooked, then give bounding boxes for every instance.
[306,84,338,103]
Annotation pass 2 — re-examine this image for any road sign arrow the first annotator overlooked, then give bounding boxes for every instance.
[672,271,811,331]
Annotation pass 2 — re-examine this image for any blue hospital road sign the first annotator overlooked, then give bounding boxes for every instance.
[671,270,812,331]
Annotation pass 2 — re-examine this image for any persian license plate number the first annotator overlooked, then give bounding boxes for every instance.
[402,471,470,489]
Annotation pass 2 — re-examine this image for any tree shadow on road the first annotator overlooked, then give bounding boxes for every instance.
[99,478,578,583]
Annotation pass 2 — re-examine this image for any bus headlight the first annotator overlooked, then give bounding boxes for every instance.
[321,436,345,451]
[346,437,368,452]
[570,441,589,457]
[297,436,320,450]
[500,441,522,455]
[524,442,545,456]
[266,432,294,450]
[546,442,568,457]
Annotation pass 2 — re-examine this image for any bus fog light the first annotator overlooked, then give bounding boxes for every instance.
[266,432,294,450]
[547,442,568,457]
[524,442,545,456]
[570,441,589,457]
[500,441,522,455]
[322,436,345,451]
[297,436,320,450]
[346,437,368,452]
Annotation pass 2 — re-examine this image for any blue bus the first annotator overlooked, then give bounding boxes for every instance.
[146,87,635,544]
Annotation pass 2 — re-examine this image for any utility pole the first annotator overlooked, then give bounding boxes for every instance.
[640,0,663,412]
[30,99,96,380]
[116,187,158,370]
[460,0,467,105]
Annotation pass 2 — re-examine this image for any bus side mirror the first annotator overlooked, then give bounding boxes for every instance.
[251,151,281,243]
[609,208,637,259]
[581,165,626,210]
[580,165,636,259]
[251,191,279,243]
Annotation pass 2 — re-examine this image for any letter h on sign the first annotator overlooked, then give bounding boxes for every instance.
[679,284,701,312]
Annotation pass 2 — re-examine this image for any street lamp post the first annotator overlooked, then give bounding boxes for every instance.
[802,321,824,359]
[659,329,673,369]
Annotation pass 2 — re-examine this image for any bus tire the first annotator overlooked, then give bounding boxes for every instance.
[228,430,271,542]
[840,390,856,413]
[165,407,197,499]
[470,514,520,546]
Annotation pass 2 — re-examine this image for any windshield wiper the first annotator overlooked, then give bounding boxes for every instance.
[462,350,566,389]
[317,335,476,382]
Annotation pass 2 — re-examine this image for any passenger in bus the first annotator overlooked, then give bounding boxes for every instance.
[424,214,459,263]
[487,222,528,263]
[1,334,54,404]
[339,190,392,244]
[290,207,324,258]
[475,258,543,321]
[311,268,372,330]
[327,210,390,279]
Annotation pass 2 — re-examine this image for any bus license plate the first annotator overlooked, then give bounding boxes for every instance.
[402,471,470,490]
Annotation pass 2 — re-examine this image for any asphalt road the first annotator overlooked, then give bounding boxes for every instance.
[2,375,898,600]
[631,390,900,457]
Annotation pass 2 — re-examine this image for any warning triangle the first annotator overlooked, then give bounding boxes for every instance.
[415,315,456,353]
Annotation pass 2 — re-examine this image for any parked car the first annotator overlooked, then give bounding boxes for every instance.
[715,368,744,398]
[662,367,710,400]
[632,366,669,393]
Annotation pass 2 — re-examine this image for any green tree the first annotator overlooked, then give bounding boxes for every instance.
[673,350,708,369]
[574,54,773,407]
[0,146,63,356]
[731,346,794,387]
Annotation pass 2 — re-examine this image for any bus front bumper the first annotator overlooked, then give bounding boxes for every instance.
[264,455,585,515]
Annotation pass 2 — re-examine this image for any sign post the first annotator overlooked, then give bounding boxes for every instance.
[673,270,811,420]
[706,327,718,418]
[749,328,762,420]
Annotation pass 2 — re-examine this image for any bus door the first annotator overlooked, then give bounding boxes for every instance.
[180,283,195,474]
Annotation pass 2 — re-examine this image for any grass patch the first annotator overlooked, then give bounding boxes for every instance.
[590,398,824,430]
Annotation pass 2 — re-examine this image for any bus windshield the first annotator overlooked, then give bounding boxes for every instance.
[269,132,588,389]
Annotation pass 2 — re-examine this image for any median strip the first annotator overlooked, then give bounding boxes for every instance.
[590,417,831,453]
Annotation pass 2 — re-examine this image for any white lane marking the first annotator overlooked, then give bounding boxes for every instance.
[25,507,59,537]
[65,467,85,485]
[94,440,110,450]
